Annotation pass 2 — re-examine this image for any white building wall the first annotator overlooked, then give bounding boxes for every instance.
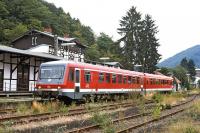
[0,62,3,69]
[29,81,35,91]
[11,80,17,91]
[11,54,17,64]
[29,66,34,80]
[4,80,10,91]
[4,63,10,79]
[30,57,35,66]
[4,53,10,63]
[12,64,17,79]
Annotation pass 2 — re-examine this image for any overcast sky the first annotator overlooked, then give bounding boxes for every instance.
[46,0,200,61]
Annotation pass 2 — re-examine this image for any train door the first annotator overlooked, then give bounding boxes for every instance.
[75,68,80,92]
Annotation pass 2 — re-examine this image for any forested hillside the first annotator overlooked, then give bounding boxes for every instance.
[0,0,95,46]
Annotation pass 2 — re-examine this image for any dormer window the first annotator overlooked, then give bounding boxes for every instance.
[32,37,37,45]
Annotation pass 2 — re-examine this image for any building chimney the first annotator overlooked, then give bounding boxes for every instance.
[54,35,58,56]
[64,33,69,38]
[44,27,52,34]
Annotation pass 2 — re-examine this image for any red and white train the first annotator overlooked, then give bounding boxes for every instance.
[36,60,173,100]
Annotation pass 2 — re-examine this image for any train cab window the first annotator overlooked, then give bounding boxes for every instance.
[112,74,117,83]
[106,73,111,83]
[98,72,104,83]
[68,68,74,81]
[84,71,91,83]
[128,76,131,84]
[123,76,127,84]
[118,75,122,83]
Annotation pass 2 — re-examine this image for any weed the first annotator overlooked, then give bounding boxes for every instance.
[152,104,161,119]
[152,93,163,103]
[91,112,115,133]
[16,102,29,115]
[58,102,68,113]
[184,127,198,133]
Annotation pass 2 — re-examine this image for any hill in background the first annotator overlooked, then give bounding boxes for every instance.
[0,0,95,46]
[157,45,200,68]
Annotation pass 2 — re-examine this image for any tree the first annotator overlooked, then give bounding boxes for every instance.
[172,66,189,89]
[85,44,100,61]
[118,7,160,72]
[118,6,143,70]
[139,14,161,73]
[188,59,196,81]
[180,58,196,82]
[180,57,188,69]
[96,33,114,57]
[159,67,171,76]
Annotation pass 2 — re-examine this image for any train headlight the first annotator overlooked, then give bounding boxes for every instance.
[58,86,61,89]
[38,86,41,89]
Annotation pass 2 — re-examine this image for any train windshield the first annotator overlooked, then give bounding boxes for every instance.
[39,65,65,83]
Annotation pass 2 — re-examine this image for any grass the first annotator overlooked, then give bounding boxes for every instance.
[15,100,68,115]
[151,92,187,107]
[166,119,200,133]
[162,99,200,133]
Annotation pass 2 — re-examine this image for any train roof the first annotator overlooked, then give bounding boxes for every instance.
[144,73,173,80]
[41,60,144,76]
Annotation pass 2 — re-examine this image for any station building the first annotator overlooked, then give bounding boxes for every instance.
[0,29,86,95]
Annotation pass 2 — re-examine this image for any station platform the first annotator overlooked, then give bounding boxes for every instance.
[0,91,35,97]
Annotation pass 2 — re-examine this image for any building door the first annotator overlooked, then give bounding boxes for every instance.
[17,64,29,91]
[0,69,3,91]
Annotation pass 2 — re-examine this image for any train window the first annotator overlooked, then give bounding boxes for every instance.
[150,79,153,85]
[112,74,117,83]
[75,70,80,83]
[137,77,140,84]
[106,73,111,83]
[84,71,91,83]
[118,75,122,83]
[123,76,127,84]
[156,79,159,85]
[68,68,74,81]
[132,77,136,84]
[98,72,104,83]
[128,76,131,84]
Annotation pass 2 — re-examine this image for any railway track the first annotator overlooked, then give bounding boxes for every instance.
[0,100,152,126]
[0,108,16,115]
[65,95,197,133]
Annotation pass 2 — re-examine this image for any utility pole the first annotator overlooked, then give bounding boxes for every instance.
[54,35,58,56]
